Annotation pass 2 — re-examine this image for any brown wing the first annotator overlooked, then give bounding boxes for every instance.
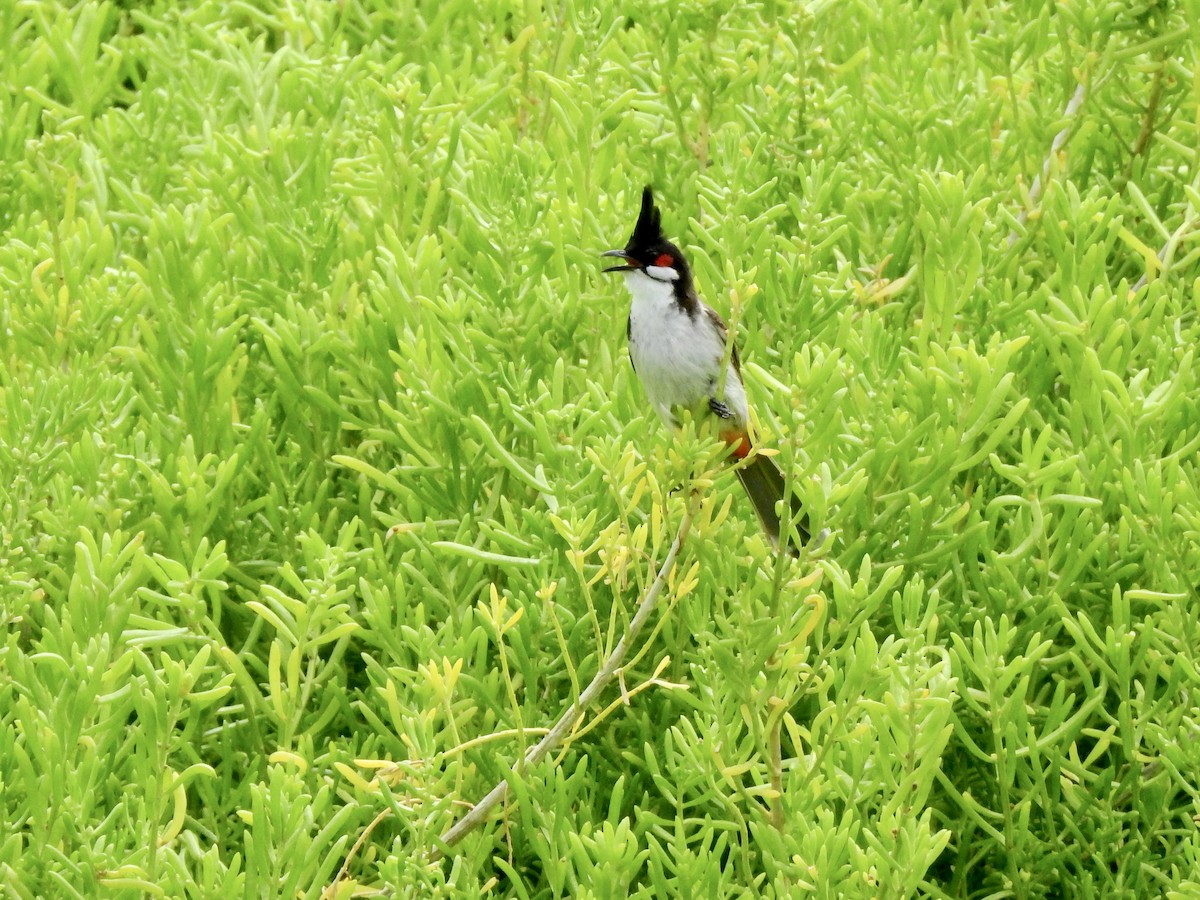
[703,304,741,373]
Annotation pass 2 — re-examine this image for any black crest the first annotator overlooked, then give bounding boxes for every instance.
[628,185,664,250]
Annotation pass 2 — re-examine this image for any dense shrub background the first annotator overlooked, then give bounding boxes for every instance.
[2,0,1199,896]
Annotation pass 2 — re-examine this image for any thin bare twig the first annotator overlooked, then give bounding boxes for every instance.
[1124,56,1190,293]
[429,502,697,859]
[1008,81,1088,248]
[1126,60,1167,178]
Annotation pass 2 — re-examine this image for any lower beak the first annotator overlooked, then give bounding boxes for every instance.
[601,249,640,273]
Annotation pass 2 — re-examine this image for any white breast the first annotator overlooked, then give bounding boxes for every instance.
[624,271,748,429]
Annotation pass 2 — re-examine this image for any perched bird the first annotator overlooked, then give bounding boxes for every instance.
[602,186,811,552]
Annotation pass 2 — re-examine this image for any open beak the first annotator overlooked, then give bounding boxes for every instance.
[601,249,640,273]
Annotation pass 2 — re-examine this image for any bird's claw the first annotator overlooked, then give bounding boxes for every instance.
[708,398,734,419]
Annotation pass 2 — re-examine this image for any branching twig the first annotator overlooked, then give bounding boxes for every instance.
[1007,81,1088,248]
[1124,55,1190,293]
[429,501,697,859]
[1124,59,1167,184]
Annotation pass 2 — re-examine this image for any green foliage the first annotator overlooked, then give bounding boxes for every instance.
[2,0,1199,896]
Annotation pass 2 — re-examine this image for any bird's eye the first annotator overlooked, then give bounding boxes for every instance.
[654,253,673,267]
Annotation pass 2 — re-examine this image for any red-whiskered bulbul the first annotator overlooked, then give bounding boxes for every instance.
[602,186,811,552]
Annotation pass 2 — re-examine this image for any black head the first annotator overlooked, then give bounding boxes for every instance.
[601,186,691,284]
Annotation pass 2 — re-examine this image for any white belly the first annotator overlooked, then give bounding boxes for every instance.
[625,271,748,429]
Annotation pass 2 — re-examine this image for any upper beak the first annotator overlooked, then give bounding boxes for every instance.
[601,249,640,273]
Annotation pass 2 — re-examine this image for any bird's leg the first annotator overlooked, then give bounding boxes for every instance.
[708,397,734,420]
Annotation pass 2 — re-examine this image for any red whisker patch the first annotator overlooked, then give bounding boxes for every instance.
[654,253,674,268]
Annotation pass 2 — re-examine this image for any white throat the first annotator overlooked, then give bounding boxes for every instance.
[624,268,678,314]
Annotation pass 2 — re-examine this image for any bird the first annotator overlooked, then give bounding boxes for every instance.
[601,186,812,552]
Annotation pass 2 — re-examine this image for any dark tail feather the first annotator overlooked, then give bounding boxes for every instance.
[734,453,811,554]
